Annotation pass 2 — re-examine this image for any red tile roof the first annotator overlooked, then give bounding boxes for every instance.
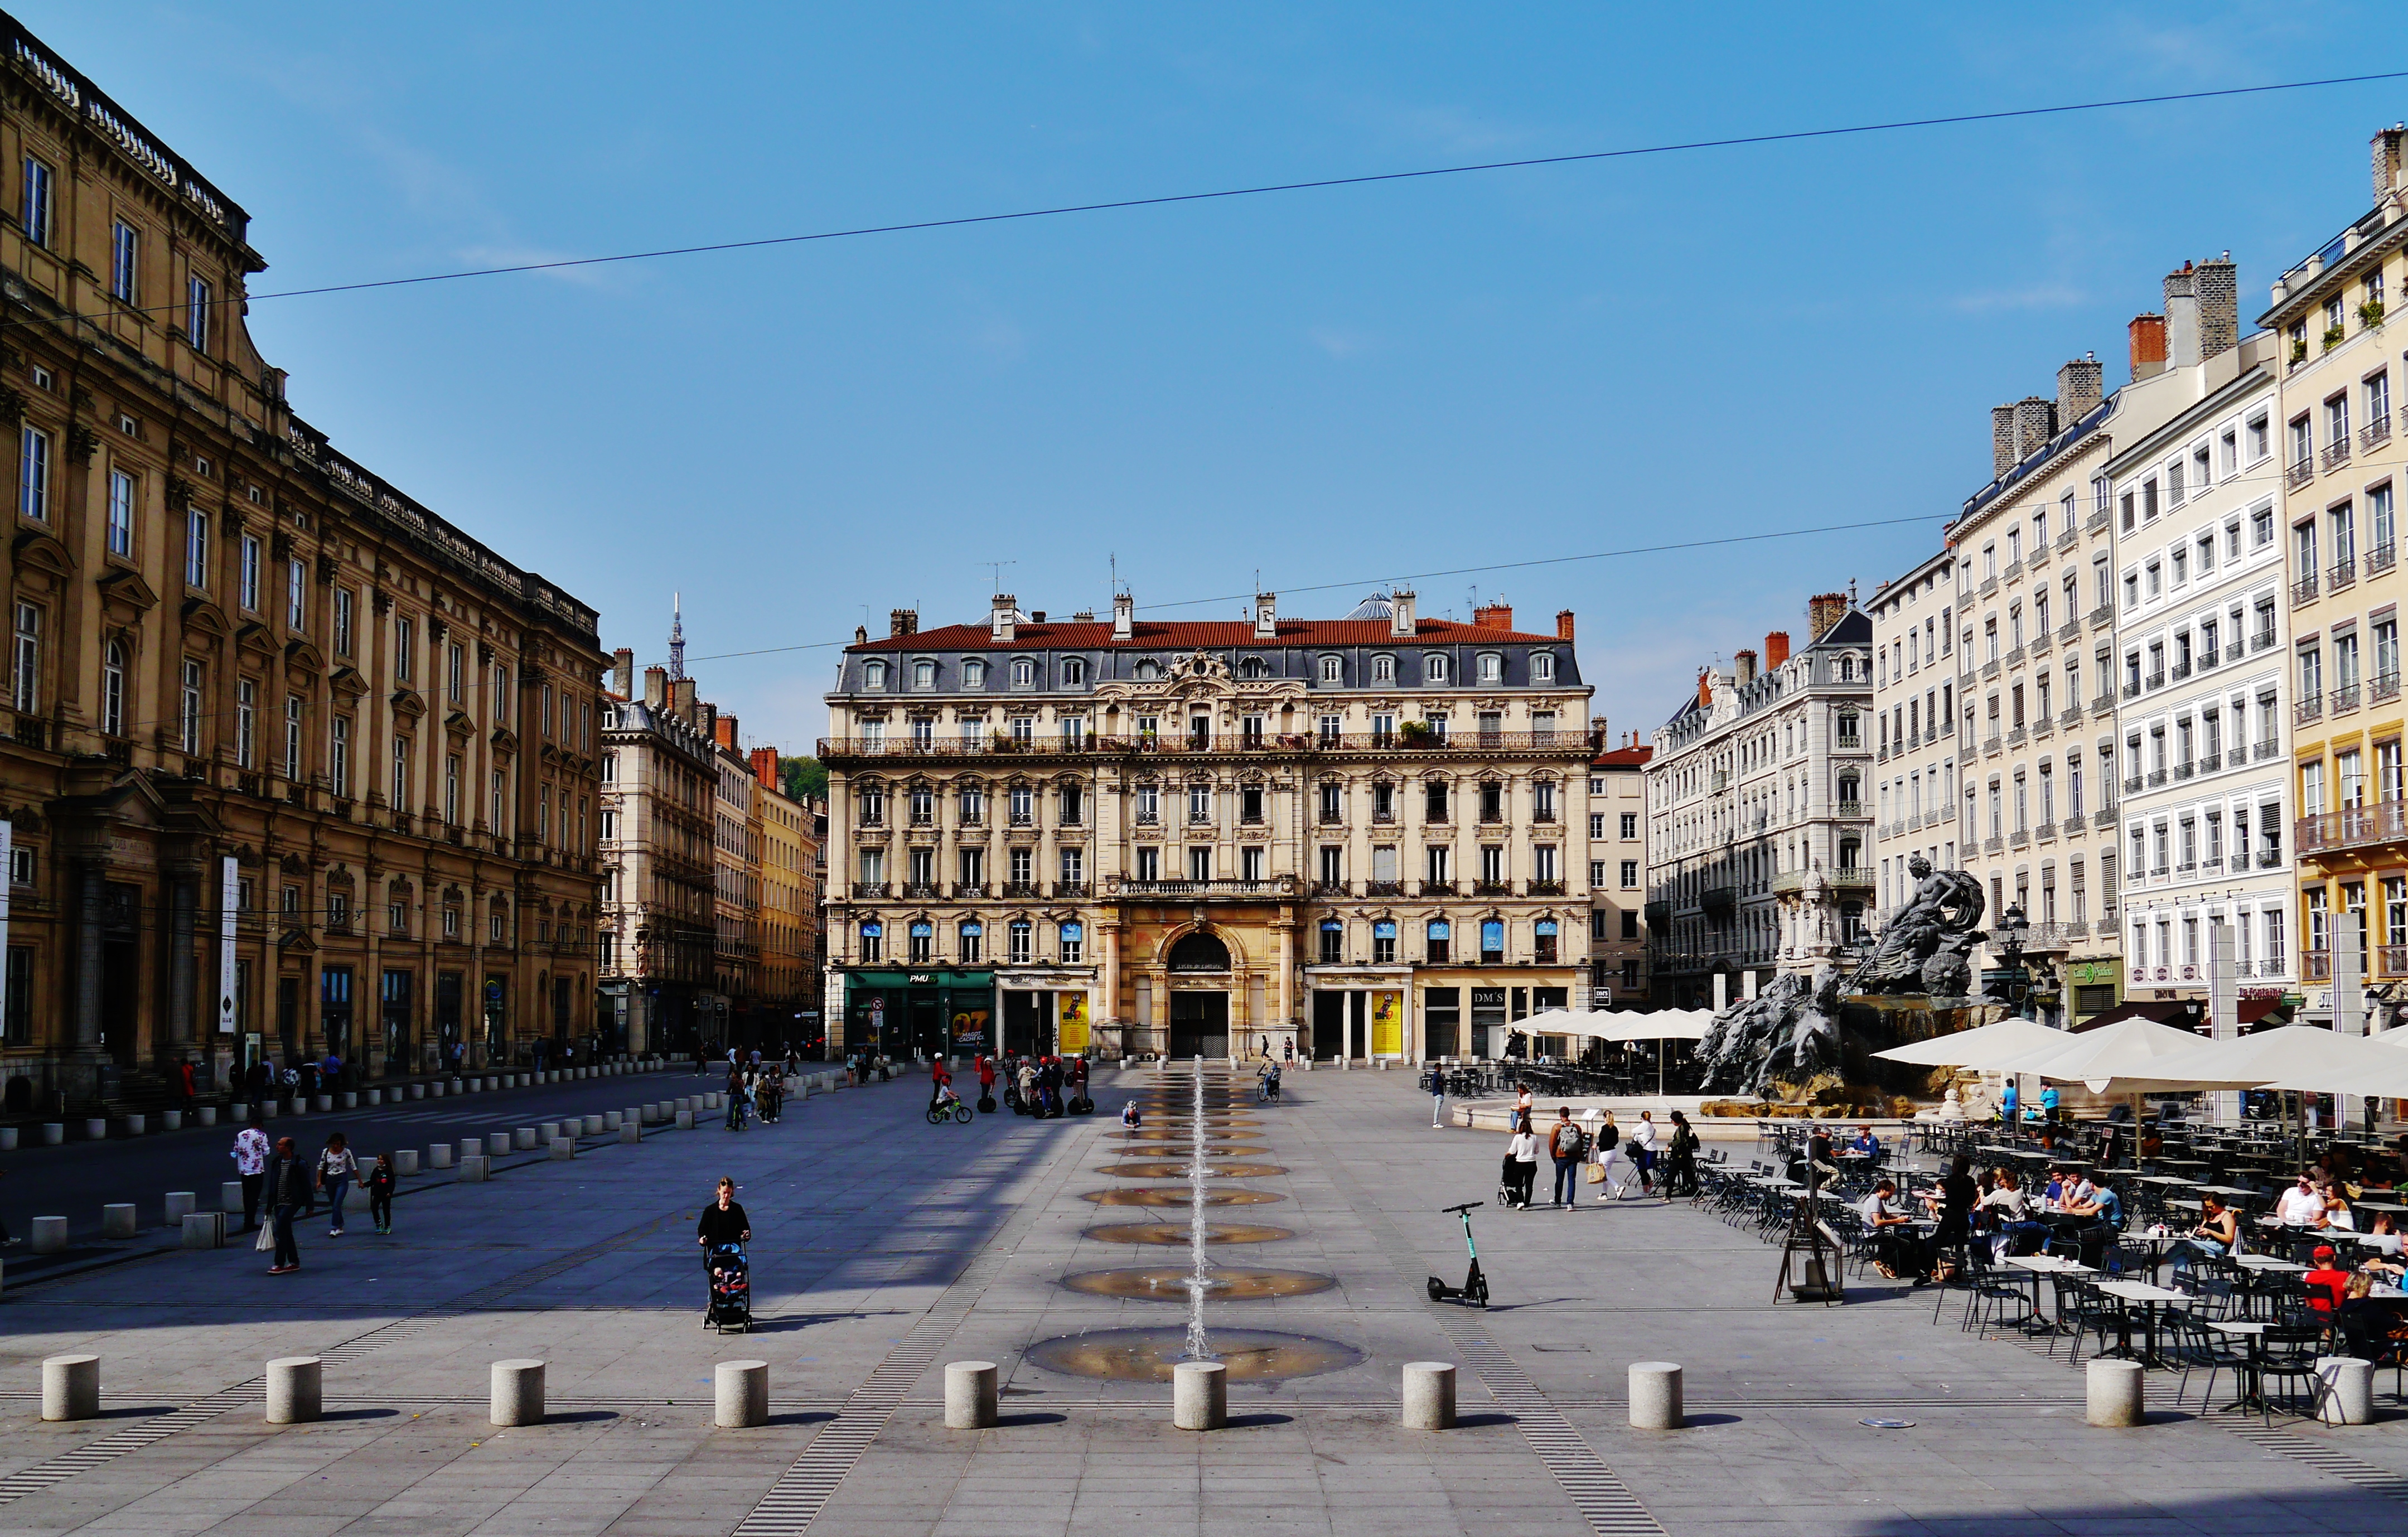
[1592,746,1652,766]
[854,618,1567,651]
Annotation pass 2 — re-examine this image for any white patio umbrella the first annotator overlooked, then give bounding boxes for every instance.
[2100,1024,2399,1096]
[2010,1016,2214,1093]
[1587,1010,1715,1042]
[1869,1015,2066,1067]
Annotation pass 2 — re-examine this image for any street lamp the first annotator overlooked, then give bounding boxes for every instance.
[1994,903,2031,1019]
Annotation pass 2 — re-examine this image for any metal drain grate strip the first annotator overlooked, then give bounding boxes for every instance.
[2225,1424,2408,1502]
[1288,1115,1664,1537]
[0,1209,674,1509]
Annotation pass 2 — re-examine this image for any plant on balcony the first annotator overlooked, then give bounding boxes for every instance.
[1397,719,1433,746]
[2324,323,2347,351]
[2363,299,2387,328]
[2291,337,2310,363]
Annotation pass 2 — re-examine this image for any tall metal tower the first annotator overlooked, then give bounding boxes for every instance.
[668,592,686,682]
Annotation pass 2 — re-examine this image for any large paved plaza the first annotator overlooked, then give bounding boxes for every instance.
[4,1067,2408,1536]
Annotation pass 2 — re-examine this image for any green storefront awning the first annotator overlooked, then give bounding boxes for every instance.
[845,970,995,990]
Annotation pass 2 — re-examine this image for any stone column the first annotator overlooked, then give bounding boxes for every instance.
[1101,921,1121,1032]
[74,862,106,1051]
[166,867,199,1048]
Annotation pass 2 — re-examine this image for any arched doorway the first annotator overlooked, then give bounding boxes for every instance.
[1167,931,1232,1058]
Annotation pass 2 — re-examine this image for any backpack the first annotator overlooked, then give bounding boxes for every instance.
[1555,1123,1585,1159]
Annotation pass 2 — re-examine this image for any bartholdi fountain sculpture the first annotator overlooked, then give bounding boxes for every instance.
[1698,855,1989,1100]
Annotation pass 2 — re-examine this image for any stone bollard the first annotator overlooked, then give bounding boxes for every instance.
[640,1104,658,1125]
[603,1111,621,1131]
[42,1354,100,1421]
[101,1204,137,1239]
[489,1133,510,1158]
[162,1110,183,1132]
[676,1111,695,1130]
[339,1092,356,1110]
[582,1114,603,1135]
[394,1149,419,1176]
[675,1097,694,1115]
[85,1118,109,1141]
[457,1155,488,1183]
[1628,1362,1684,1430]
[408,1083,424,1100]
[2086,1359,2144,1427]
[124,1113,147,1135]
[181,1211,226,1249]
[267,1357,322,1424]
[314,1095,333,1113]
[459,1139,482,1166]
[428,1143,453,1170]
[1401,1362,1456,1429]
[431,1081,446,1098]
[514,1127,535,1150]
[945,1361,998,1429]
[165,1191,197,1224]
[1173,1360,1226,1430]
[490,1359,546,1426]
[220,1180,246,1212]
[619,1121,640,1144]
[41,1122,63,1146]
[2317,1357,2375,1425]
[197,1106,217,1127]
[363,1089,380,1106]
[715,1360,770,1428]
[550,1137,574,1161]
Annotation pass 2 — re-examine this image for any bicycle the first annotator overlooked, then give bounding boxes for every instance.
[926,1094,973,1125]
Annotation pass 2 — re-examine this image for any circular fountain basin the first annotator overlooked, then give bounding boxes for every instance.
[1116,1127,1262,1142]
[1025,1327,1362,1383]
[1124,1146,1274,1161]
[1082,1221,1294,1245]
[1082,1186,1284,1207]
[1095,1161,1288,1179]
[1061,1266,1336,1302]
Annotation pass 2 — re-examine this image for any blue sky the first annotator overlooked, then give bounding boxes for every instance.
[28,4,2408,751]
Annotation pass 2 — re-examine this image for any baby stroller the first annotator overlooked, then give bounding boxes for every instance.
[705,1242,752,1333]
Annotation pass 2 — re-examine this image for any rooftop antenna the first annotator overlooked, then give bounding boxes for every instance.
[981,559,1017,594]
[1110,552,1121,596]
[668,592,686,682]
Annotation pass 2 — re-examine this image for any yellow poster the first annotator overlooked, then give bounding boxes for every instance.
[1371,991,1403,1057]
[1057,992,1091,1054]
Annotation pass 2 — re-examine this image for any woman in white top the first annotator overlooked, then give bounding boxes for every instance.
[1505,1114,1541,1209]
[316,1132,360,1238]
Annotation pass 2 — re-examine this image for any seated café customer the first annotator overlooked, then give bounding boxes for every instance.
[1848,1124,1881,1160]
[1858,1178,1927,1283]
[2303,1244,2352,1313]
[2276,1173,2328,1227]
[1979,1171,2038,1259]
[2062,1172,2122,1266]
[2319,1181,2356,1231]
[2139,1123,2163,1161]
[2171,1193,2241,1273]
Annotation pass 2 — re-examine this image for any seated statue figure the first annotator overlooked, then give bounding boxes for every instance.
[1847,854,1985,997]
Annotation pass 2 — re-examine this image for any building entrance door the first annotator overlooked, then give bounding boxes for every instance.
[907,991,945,1059]
[1311,992,1345,1061]
[1169,991,1229,1060]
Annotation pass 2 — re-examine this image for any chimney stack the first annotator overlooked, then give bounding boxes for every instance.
[1696,669,1713,708]
[1472,600,1514,631]
[854,625,868,645]
[1764,630,1790,668]
[611,647,634,700]
[2165,263,2202,370]
[750,746,779,790]
[1112,591,1134,640]
[698,702,717,743]
[1734,647,1758,687]
[888,608,917,639]
[2197,253,2238,360]
[1253,592,1278,639]
[1806,593,1849,639]
[672,677,697,722]
[2129,313,2168,380]
[714,714,739,751]
[2013,397,2057,462]
[990,594,1017,644]
[643,665,668,708]
[1389,588,1417,639]
[2377,124,2407,208]
[2056,354,2103,426]
[1991,404,2017,477]
[1555,609,1575,642]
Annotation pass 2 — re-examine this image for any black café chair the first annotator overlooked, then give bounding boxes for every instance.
[2254,1325,2336,1423]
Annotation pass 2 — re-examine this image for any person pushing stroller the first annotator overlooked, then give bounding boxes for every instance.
[697,1177,752,1322]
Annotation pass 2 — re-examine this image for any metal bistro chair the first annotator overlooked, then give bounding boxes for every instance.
[2253,1325,2336,1423]
[2161,1309,2254,1410]
[1957,1245,2040,1337]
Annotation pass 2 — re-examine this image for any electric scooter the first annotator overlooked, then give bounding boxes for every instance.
[1426,1201,1489,1308]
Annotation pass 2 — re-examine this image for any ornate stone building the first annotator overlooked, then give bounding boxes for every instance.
[819,590,1594,1061]
[597,656,717,1058]
[1583,734,1651,1006]
[0,20,605,1109]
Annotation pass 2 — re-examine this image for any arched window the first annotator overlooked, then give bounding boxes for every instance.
[912,659,936,689]
[962,658,987,689]
[1427,918,1452,963]
[863,659,887,691]
[1134,659,1161,681]
[1062,657,1087,686]
[1372,654,1395,684]
[1167,931,1231,972]
[1239,656,1269,679]
[1476,652,1502,684]
[1531,651,1556,684]
[1424,653,1449,685]
[1059,921,1085,964]
[1318,917,1343,963]
[959,921,983,963]
[100,640,124,737]
[1319,655,1342,683]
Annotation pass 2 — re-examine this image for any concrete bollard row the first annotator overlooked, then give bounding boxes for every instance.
[220,1180,246,1213]
[945,1361,998,1429]
[515,1127,537,1151]
[489,1132,510,1158]
[42,1355,99,1422]
[394,1149,419,1176]
[619,1120,640,1144]
[267,1357,322,1423]
[582,1113,603,1136]
[181,1211,226,1249]
[1401,1362,1455,1429]
[717,1360,770,1427]
[2086,1359,2144,1427]
[602,1110,622,1131]
[1628,1362,1684,1430]
[165,1191,196,1224]
[491,1359,545,1426]
[458,1138,482,1166]
[676,1110,695,1130]
[457,1155,488,1183]
[428,1143,453,1169]
[101,1204,137,1240]
[549,1137,574,1161]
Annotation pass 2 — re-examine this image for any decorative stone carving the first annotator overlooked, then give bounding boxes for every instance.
[1845,854,1986,999]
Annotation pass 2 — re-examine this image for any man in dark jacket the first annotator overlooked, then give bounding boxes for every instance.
[267,1137,308,1274]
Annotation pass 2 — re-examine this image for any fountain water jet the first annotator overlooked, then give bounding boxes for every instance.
[1183,1060,1216,1362]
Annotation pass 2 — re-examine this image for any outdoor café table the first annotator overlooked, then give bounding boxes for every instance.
[2164,1198,2203,1215]
[2116,1232,2187,1285]
[2194,1185,2261,1200]
[2356,1200,2408,1218]
[2096,1279,2192,1367]
[2136,1176,2202,1187]
[2234,1254,2307,1274]
[2157,1158,2211,1173]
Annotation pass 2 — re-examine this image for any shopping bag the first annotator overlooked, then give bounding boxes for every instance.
[1584,1161,1606,1185]
[254,1221,274,1252]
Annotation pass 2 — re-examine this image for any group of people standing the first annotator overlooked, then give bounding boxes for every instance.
[1497,1096,1698,1209]
[228,1124,397,1274]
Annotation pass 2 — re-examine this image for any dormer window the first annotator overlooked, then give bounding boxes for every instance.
[1134,659,1161,681]
[1319,655,1342,683]
[1531,651,1556,684]
[1239,656,1269,679]
[1372,654,1396,684]
[1062,657,1087,687]
[912,659,936,689]
[1476,652,1502,684]
[1424,653,1449,685]
[863,660,888,691]
[1011,658,1036,688]
[963,658,987,689]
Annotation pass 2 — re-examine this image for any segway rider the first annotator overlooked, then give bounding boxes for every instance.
[976,1054,997,1110]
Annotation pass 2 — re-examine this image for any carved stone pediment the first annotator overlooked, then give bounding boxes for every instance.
[329,665,370,702]
[390,688,425,723]
[95,563,159,615]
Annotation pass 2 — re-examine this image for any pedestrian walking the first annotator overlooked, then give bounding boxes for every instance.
[366,1153,397,1235]
[231,1124,270,1231]
[1591,1111,1634,1201]
[1663,1110,1700,1198]
[696,1177,752,1318]
[1423,1064,1447,1128]
[1505,1112,1541,1210]
[177,1057,197,1109]
[1631,1110,1660,1195]
[266,1137,307,1274]
[317,1132,359,1236]
[1548,1106,1587,1209]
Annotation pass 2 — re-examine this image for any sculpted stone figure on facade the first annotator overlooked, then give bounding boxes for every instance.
[1847,854,1986,999]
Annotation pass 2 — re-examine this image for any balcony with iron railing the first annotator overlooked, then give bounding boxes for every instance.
[2057,525,2082,554]
[2367,412,2395,451]
[2089,605,2116,629]
[2254,738,2282,761]
[2333,556,2359,593]
[2334,682,2363,714]
[2288,455,2316,490]
[2199,647,2219,671]
[2295,800,2408,857]
[2376,670,2404,704]
[2145,670,2167,692]
[2372,542,2400,578]
[2305,950,2332,982]
[2324,437,2353,473]
[818,729,1588,760]
[2293,572,2320,606]
[1104,876,1295,900]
